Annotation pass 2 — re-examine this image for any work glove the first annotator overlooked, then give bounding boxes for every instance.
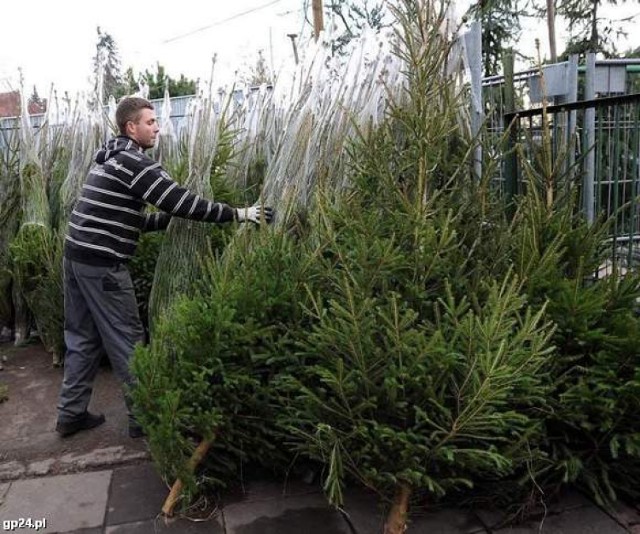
[235,205,274,224]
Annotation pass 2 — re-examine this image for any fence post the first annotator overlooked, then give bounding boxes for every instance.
[465,21,483,180]
[584,52,596,224]
[566,55,579,181]
[503,49,518,205]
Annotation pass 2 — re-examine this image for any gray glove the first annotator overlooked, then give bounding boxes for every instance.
[235,205,274,224]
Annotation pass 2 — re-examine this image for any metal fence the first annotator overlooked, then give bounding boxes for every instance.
[504,92,640,267]
[482,55,640,183]
[479,54,640,265]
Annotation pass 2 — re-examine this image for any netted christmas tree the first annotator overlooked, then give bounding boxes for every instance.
[9,85,62,359]
[148,89,239,334]
[131,8,406,514]
[0,129,20,333]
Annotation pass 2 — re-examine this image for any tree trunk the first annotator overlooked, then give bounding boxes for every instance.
[312,0,324,41]
[589,2,598,51]
[384,483,411,534]
[12,283,29,347]
[161,436,215,517]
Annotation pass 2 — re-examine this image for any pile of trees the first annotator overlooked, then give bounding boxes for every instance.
[1,3,639,532]
[128,2,640,532]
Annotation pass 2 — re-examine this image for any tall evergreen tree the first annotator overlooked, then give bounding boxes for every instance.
[466,0,636,72]
[321,0,391,56]
[241,50,272,87]
[28,86,46,114]
[553,0,635,58]
[466,0,531,76]
[92,27,123,103]
[115,64,197,100]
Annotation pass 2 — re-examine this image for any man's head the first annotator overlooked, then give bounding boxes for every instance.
[115,97,159,149]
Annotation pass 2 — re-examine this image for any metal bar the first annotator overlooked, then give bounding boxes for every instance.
[466,21,483,180]
[620,104,629,241]
[590,59,640,66]
[481,68,539,87]
[612,104,622,265]
[566,56,579,183]
[628,103,639,266]
[595,106,605,220]
[502,50,518,204]
[505,92,640,121]
[604,234,640,243]
[584,53,596,223]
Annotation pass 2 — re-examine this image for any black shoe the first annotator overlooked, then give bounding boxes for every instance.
[56,412,105,437]
[128,424,145,438]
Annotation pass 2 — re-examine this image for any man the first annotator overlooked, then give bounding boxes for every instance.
[56,96,273,438]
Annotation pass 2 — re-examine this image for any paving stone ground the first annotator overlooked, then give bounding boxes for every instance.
[2,343,640,533]
[2,463,638,534]
[1,471,111,533]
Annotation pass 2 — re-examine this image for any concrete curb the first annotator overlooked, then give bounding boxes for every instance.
[0,447,150,482]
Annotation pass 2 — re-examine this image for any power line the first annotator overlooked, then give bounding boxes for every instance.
[276,7,304,17]
[162,0,285,45]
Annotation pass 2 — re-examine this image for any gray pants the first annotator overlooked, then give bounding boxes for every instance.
[57,258,144,423]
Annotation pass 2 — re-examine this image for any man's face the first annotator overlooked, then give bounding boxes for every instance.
[126,108,159,149]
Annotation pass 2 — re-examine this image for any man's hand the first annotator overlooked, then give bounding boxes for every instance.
[236,206,274,224]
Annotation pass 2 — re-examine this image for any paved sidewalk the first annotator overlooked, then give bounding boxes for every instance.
[2,343,640,533]
[1,461,639,533]
[0,342,148,480]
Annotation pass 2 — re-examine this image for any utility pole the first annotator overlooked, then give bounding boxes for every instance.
[546,0,557,62]
[312,0,324,41]
[287,33,299,65]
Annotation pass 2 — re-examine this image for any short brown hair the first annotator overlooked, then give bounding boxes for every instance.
[115,97,154,135]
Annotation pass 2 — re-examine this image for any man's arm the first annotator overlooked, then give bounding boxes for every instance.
[142,212,172,232]
[129,164,237,223]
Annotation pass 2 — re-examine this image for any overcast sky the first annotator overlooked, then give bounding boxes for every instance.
[1,1,639,98]
[0,0,304,96]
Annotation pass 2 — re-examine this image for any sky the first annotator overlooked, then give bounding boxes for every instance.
[1,1,639,99]
[452,1,640,66]
[0,0,305,97]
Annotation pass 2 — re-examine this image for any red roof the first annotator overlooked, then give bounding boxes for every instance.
[0,91,47,118]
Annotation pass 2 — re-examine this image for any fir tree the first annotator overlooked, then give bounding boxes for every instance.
[92,27,123,104]
[506,110,640,506]
[277,2,555,531]
[323,0,390,56]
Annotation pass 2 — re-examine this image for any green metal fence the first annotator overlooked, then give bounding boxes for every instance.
[504,92,640,269]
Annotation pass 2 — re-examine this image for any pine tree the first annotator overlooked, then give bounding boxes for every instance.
[27,86,46,114]
[466,0,531,76]
[553,0,634,58]
[92,27,123,104]
[323,0,390,56]
[277,2,555,531]
[115,64,197,100]
[280,189,554,532]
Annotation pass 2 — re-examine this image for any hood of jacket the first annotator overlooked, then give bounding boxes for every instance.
[95,136,143,164]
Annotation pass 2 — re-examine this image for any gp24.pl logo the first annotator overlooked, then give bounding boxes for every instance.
[2,518,47,531]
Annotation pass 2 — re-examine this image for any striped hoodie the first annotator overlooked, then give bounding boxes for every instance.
[64,136,237,266]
